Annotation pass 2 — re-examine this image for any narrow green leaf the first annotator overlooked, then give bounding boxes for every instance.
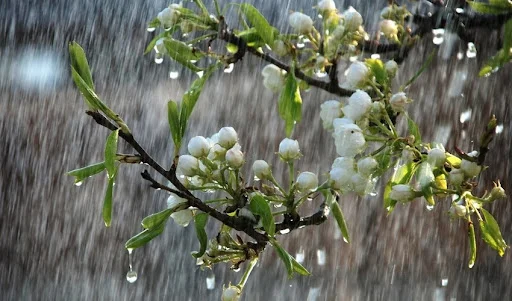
[331,201,351,243]
[467,1,512,14]
[179,63,220,139]
[480,208,508,256]
[291,256,311,276]
[103,173,116,227]
[278,66,302,137]
[249,194,275,237]
[271,240,293,278]
[235,28,266,48]
[403,50,435,89]
[384,162,418,212]
[468,221,477,268]
[167,100,182,152]
[69,42,94,89]
[104,129,120,178]
[192,213,209,258]
[141,208,174,229]
[70,67,100,110]
[163,38,204,72]
[239,3,276,46]
[365,58,388,86]
[503,18,512,52]
[405,113,422,145]
[125,221,167,250]
[193,0,209,16]
[67,162,106,183]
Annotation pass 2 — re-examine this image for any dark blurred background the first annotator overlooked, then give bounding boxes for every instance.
[1,0,511,300]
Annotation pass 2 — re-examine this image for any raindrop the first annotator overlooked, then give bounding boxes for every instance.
[196,71,204,78]
[349,56,358,62]
[343,237,349,243]
[126,270,138,283]
[466,43,477,58]
[169,71,179,79]
[457,52,464,60]
[426,204,434,211]
[371,53,381,59]
[273,203,283,208]
[297,42,305,49]
[432,28,445,45]
[496,124,504,134]
[279,228,290,234]
[459,109,472,123]
[316,249,326,266]
[295,249,305,263]
[231,267,241,272]
[455,8,464,14]
[74,181,83,187]
[253,176,261,181]
[155,56,164,64]
[224,63,234,73]
[206,275,215,290]
[147,27,156,32]
[315,70,327,78]
[441,278,449,286]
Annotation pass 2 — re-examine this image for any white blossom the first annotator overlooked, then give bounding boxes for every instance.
[252,160,272,180]
[460,151,481,178]
[330,167,353,191]
[380,20,398,38]
[351,173,373,196]
[449,168,465,186]
[178,155,199,177]
[208,144,226,161]
[296,172,319,191]
[417,162,435,189]
[317,0,336,12]
[340,61,369,89]
[188,136,210,158]
[288,12,314,34]
[389,184,415,202]
[225,149,244,168]
[381,6,393,19]
[157,4,181,28]
[342,90,372,121]
[272,40,288,56]
[333,123,366,157]
[427,148,446,168]
[389,92,410,112]
[222,285,241,301]
[449,203,467,217]
[342,7,363,31]
[261,64,286,92]
[333,117,355,129]
[167,195,193,227]
[384,60,398,77]
[218,127,238,149]
[332,157,355,172]
[278,138,301,161]
[357,157,378,176]
[320,100,342,131]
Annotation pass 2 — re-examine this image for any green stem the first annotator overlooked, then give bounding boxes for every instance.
[237,257,258,290]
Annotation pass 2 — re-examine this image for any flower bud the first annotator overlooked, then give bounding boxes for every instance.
[340,61,369,89]
[342,90,372,121]
[332,157,355,172]
[417,162,435,189]
[384,60,398,77]
[351,173,373,196]
[167,195,193,227]
[296,172,319,191]
[272,40,288,56]
[427,148,446,168]
[317,0,336,12]
[449,168,465,186]
[209,144,226,161]
[157,4,181,28]
[225,149,244,168]
[333,117,355,129]
[320,100,342,131]
[381,6,393,19]
[389,184,415,202]
[460,158,481,178]
[222,285,241,301]
[380,20,398,38]
[357,157,378,177]
[218,127,238,149]
[333,123,366,157]
[288,12,314,34]
[278,138,301,161]
[489,182,506,200]
[253,160,272,180]
[188,136,210,158]
[178,155,199,177]
[262,64,286,93]
[342,7,363,31]
[449,203,467,217]
[389,92,410,112]
[330,167,353,191]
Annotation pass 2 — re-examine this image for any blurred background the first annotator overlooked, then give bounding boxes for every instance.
[1,0,511,300]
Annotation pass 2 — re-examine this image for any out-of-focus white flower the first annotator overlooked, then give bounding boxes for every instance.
[380,20,398,39]
[218,127,238,149]
[389,184,415,202]
[389,92,410,112]
[357,157,378,177]
[384,60,398,77]
[272,40,288,56]
[289,12,314,34]
[351,173,373,196]
[333,123,366,157]
[320,100,342,131]
[278,138,301,161]
[208,144,226,161]
[427,148,446,168]
[339,61,369,89]
[296,172,319,191]
[342,7,363,31]
[157,4,182,28]
[188,136,210,158]
[460,151,481,178]
[253,160,272,180]
[225,149,244,168]
[449,202,467,217]
[167,195,193,227]
[330,167,353,191]
[317,0,336,12]
[332,157,355,172]
[261,64,286,93]
[331,24,346,39]
[381,6,393,19]
[449,168,465,186]
[222,285,241,301]
[342,90,372,121]
[178,155,199,177]
[417,162,435,189]
[401,146,415,163]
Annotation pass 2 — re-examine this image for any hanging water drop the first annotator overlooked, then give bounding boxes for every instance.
[432,28,445,45]
[426,204,434,211]
[169,71,179,79]
[466,42,477,58]
[316,249,326,266]
[126,270,138,283]
[206,275,215,290]
[441,278,448,286]
[147,27,156,32]
[196,71,204,78]
[224,63,234,73]
[279,228,290,234]
[343,237,349,243]
[74,181,83,187]
[155,55,164,64]
[295,249,305,263]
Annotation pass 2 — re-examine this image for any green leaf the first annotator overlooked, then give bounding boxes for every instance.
[239,3,277,46]
[479,208,508,256]
[179,63,220,139]
[235,28,266,48]
[147,17,161,29]
[141,208,174,229]
[405,113,422,145]
[69,42,94,90]
[67,162,106,184]
[468,221,477,268]
[291,255,311,276]
[479,18,512,76]
[144,30,173,55]
[384,162,418,212]
[365,58,388,86]
[271,240,294,278]
[193,0,209,16]
[125,221,167,250]
[103,172,116,227]
[278,66,302,137]
[70,67,100,110]
[192,213,209,258]
[403,50,435,89]
[249,194,275,237]
[167,100,182,152]
[163,38,204,72]
[104,129,120,179]
[331,201,351,243]
[467,1,512,14]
